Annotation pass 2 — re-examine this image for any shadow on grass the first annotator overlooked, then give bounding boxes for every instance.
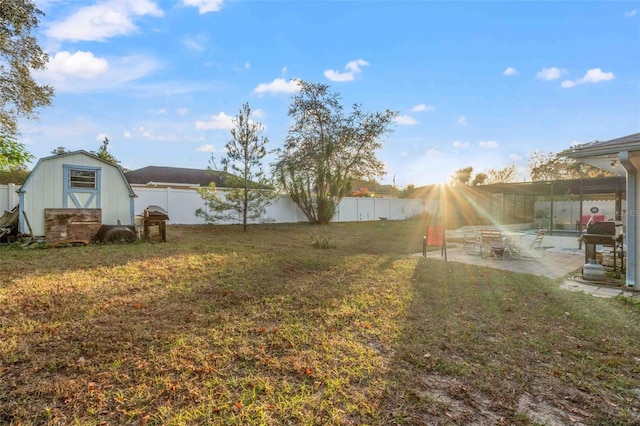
[376,257,640,425]
[1,220,432,424]
[14,218,637,424]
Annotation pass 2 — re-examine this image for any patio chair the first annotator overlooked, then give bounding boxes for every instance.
[463,227,481,254]
[480,228,512,259]
[423,226,447,260]
[510,229,546,259]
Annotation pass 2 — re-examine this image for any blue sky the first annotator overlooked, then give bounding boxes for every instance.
[19,0,640,187]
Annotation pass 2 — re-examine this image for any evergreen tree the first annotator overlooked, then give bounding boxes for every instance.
[196,103,276,230]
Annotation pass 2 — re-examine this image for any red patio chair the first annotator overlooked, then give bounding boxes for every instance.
[423,226,447,260]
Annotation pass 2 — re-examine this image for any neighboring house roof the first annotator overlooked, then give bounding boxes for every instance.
[20,150,136,197]
[124,166,233,188]
[563,133,640,177]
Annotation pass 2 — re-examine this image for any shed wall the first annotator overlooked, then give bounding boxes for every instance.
[21,154,133,236]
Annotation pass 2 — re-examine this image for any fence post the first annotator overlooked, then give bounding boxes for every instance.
[11,184,18,208]
[166,187,171,223]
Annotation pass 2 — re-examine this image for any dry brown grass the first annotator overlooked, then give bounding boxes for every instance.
[1,220,639,425]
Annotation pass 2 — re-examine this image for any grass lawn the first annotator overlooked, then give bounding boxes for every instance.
[1,219,639,425]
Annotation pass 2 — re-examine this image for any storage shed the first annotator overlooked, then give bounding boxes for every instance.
[18,151,136,241]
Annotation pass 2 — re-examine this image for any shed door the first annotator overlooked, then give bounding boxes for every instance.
[63,165,102,209]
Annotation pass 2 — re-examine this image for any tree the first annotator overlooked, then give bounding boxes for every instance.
[398,183,416,198]
[91,137,120,165]
[0,133,33,171]
[451,166,486,186]
[196,103,276,231]
[349,178,399,197]
[0,164,30,184]
[50,146,69,155]
[528,150,613,181]
[273,81,397,224]
[483,164,517,185]
[0,1,54,169]
[451,166,472,185]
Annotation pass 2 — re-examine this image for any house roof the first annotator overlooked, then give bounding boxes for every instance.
[564,133,640,158]
[124,166,233,187]
[406,176,627,199]
[563,133,640,176]
[474,175,626,196]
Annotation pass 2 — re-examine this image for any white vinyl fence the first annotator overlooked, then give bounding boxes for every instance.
[1,184,435,225]
[0,184,19,213]
[132,186,437,225]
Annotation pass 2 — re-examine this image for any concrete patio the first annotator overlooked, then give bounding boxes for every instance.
[421,243,639,299]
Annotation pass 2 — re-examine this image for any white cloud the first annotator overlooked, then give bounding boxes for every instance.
[195,112,235,130]
[109,55,162,82]
[457,116,468,126]
[176,108,189,116]
[479,140,499,148]
[452,141,470,148]
[252,108,265,118]
[425,148,441,156]
[95,132,109,142]
[46,0,163,42]
[324,59,369,82]
[183,0,223,14]
[580,68,615,83]
[536,66,567,81]
[135,126,181,142]
[196,144,216,152]
[626,9,637,17]
[324,70,352,82]
[503,67,518,76]
[123,131,132,139]
[43,51,109,80]
[137,126,151,139]
[244,62,251,69]
[281,67,288,75]
[346,59,369,73]
[253,78,300,94]
[129,0,163,16]
[411,104,435,112]
[182,34,208,51]
[150,108,168,115]
[571,140,582,146]
[509,153,522,161]
[561,68,615,89]
[35,52,162,92]
[394,115,418,125]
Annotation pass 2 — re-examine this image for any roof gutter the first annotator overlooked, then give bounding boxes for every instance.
[619,151,636,287]
[566,142,640,159]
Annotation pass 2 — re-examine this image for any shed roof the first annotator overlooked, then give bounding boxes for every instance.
[20,150,136,197]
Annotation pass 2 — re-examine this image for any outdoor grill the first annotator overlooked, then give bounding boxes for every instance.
[581,221,624,273]
[586,220,623,239]
[143,205,169,242]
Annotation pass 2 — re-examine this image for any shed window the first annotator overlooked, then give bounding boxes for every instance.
[69,169,96,189]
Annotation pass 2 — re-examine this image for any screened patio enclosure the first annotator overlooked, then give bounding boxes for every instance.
[472,176,626,235]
